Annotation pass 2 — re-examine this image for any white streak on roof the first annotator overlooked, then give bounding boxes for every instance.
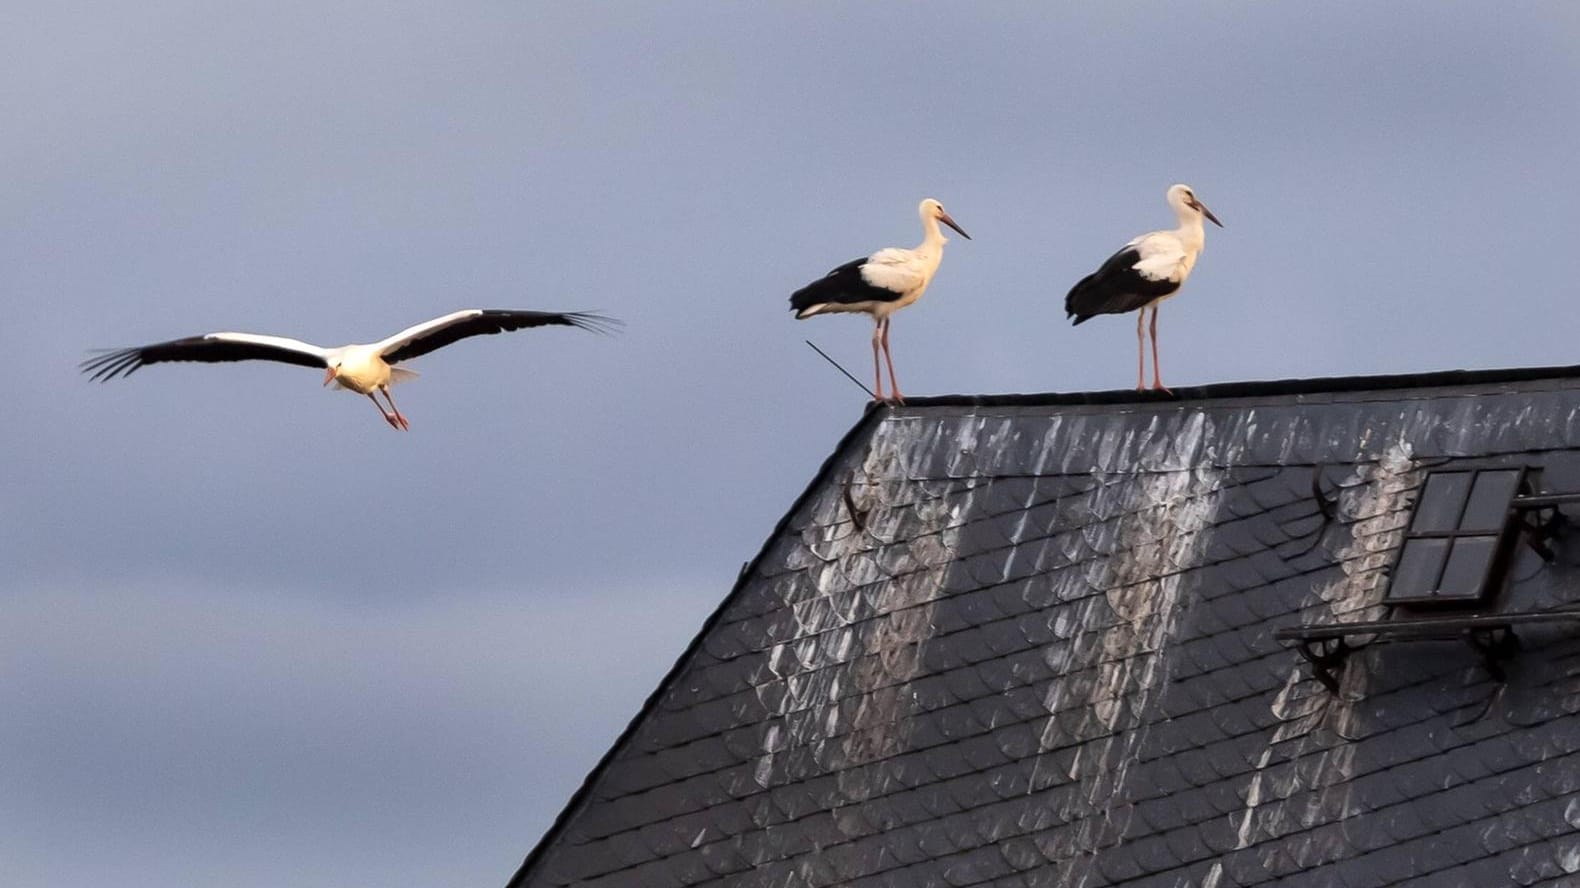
[751,416,971,849]
[1227,439,1418,851]
[1023,410,1227,884]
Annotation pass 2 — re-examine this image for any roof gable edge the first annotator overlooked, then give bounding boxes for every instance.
[504,402,888,887]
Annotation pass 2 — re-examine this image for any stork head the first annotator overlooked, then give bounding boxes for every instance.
[920,198,971,240]
[1168,184,1223,228]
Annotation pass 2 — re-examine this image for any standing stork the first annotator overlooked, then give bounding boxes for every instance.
[1065,184,1222,393]
[81,309,619,429]
[789,198,970,403]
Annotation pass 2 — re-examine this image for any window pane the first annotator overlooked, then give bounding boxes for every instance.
[1388,538,1449,601]
[1438,536,1499,599]
[1460,470,1521,532]
[1410,472,1472,532]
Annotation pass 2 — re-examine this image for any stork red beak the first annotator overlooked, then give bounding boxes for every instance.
[1190,198,1223,228]
[323,367,336,386]
[939,212,972,240]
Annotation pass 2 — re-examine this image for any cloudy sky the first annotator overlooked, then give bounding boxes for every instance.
[5,4,1580,886]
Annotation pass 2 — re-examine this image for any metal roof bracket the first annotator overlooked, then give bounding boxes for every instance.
[1294,636,1352,694]
[1511,488,1580,562]
[1517,507,1566,562]
[1311,464,1339,521]
[1275,611,1580,695]
[1465,626,1520,682]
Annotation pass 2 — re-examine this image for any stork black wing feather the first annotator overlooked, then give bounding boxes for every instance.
[1064,247,1180,324]
[80,336,327,382]
[788,258,899,317]
[380,310,620,365]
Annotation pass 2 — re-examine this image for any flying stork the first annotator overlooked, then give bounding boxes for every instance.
[82,309,619,429]
[1065,184,1222,393]
[789,198,970,403]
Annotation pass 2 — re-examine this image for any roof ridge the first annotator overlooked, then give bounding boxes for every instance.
[899,363,1580,408]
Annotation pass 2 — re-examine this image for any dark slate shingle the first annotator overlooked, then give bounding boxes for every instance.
[510,369,1580,888]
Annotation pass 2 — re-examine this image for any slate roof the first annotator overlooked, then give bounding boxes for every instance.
[509,367,1580,888]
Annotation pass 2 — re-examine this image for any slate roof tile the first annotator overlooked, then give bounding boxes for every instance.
[512,373,1580,888]
[1161,827,1217,879]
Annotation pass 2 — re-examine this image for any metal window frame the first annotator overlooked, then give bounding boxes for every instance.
[1384,466,1529,606]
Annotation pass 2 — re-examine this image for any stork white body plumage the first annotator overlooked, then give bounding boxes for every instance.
[82,309,618,429]
[789,198,970,402]
[1065,184,1223,392]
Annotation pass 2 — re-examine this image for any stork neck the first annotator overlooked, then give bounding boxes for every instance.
[1173,212,1206,250]
[918,214,948,252]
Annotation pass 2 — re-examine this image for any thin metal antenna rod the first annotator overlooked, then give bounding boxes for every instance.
[805,340,876,400]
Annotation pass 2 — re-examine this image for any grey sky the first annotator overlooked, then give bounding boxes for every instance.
[4,4,1580,886]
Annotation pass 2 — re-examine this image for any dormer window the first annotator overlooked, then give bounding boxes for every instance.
[1276,464,1576,692]
[1384,468,1526,605]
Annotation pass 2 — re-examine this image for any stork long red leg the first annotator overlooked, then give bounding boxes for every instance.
[881,318,904,404]
[1149,306,1170,394]
[380,387,410,430]
[1135,310,1146,392]
[870,321,886,402]
[368,393,400,428]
